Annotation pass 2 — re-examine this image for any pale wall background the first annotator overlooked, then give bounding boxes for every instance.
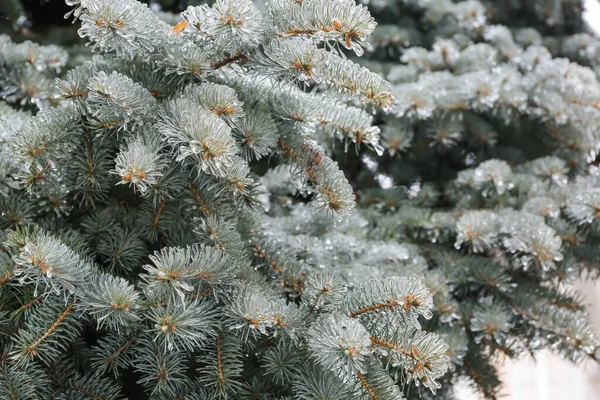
[456,280,600,400]
[499,280,600,400]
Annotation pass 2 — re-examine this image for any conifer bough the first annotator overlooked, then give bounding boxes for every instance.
[0,0,599,399]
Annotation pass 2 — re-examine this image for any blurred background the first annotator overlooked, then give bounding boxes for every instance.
[498,279,600,400]
[455,278,600,399]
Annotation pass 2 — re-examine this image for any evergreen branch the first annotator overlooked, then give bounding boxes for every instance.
[216,331,224,389]
[197,331,244,396]
[278,136,356,217]
[356,370,377,400]
[92,331,139,377]
[268,0,376,56]
[152,196,168,228]
[10,298,81,367]
[186,287,214,301]
[188,184,211,216]
[134,339,190,396]
[12,295,43,317]
[80,273,141,331]
[28,300,76,354]
[342,277,433,324]
[307,313,371,379]
[212,53,248,70]
[147,299,219,352]
[5,0,599,398]
[62,372,125,400]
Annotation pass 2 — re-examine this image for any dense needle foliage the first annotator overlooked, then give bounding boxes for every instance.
[0,0,600,399]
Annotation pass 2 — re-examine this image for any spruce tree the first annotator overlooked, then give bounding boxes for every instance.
[0,0,599,399]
